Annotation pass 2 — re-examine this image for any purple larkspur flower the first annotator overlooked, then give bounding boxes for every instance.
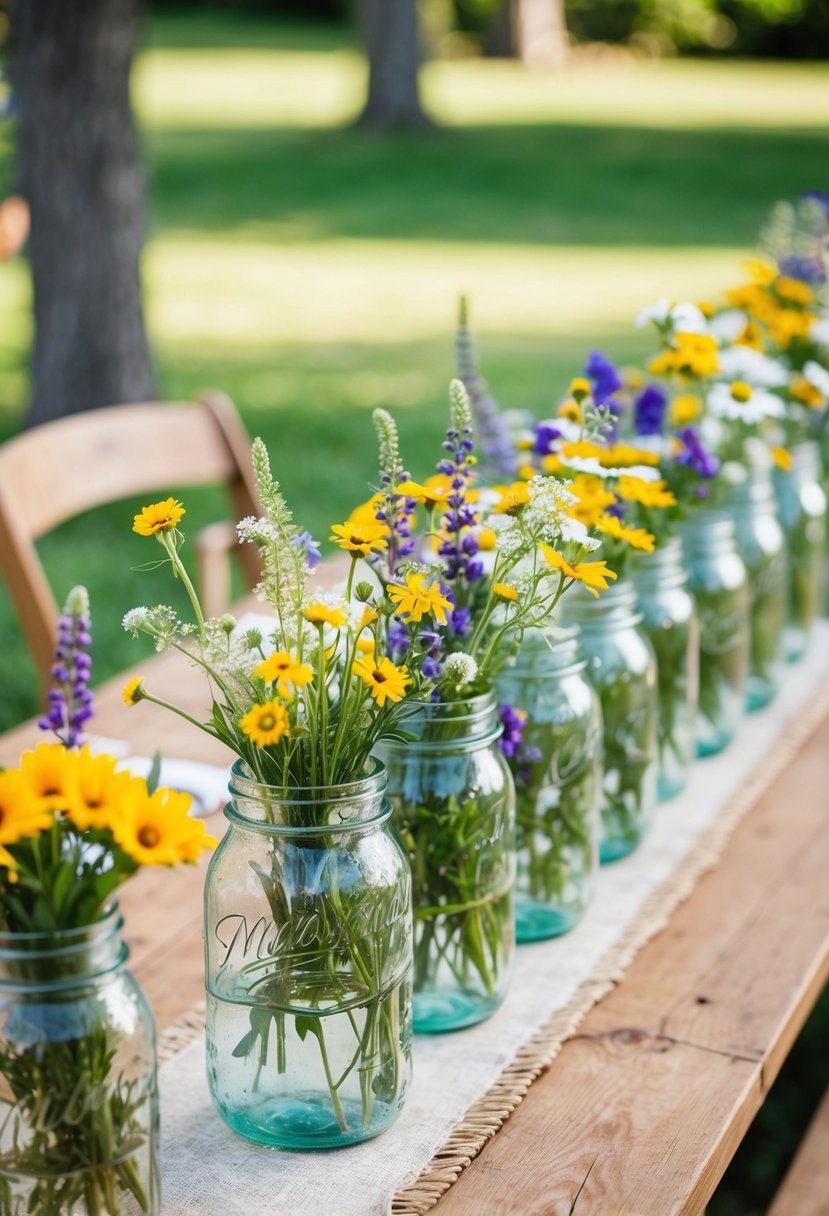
[675,427,720,479]
[801,189,829,217]
[422,655,442,679]
[634,385,668,437]
[499,704,528,759]
[778,254,826,286]
[38,589,93,747]
[533,421,561,456]
[449,606,471,637]
[388,617,409,663]
[584,351,623,407]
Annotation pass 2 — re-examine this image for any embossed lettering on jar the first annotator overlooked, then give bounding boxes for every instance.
[494,628,601,943]
[204,761,413,1150]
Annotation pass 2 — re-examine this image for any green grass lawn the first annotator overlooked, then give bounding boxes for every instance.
[1,13,829,729]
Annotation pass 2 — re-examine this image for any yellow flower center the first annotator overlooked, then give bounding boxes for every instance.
[138,825,161,849]
[730,381,752,403]
[258,713,276,731]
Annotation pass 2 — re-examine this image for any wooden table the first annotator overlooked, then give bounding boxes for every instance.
[2,616,828,1215]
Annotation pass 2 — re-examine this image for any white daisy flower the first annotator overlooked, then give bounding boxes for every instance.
[708,381,784,424]
[717,345,788,388]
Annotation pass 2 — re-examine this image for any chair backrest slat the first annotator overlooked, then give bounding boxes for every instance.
[0,394,261,684]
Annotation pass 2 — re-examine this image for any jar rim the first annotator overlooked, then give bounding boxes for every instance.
[228,755,387,805]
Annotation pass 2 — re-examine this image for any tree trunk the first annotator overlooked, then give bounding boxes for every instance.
[13,0,155,428]
[356,0,433,132]
[485,0,569,68]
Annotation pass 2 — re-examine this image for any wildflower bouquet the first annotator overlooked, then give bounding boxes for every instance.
[348,381,614,1021]
[126,444,423,1144]
[0,589,214,1216]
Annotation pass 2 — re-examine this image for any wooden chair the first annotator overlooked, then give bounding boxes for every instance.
[767,1087,829,1216]
[0,391,263,684]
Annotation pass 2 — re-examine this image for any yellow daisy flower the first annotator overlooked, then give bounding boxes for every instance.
[775,277,814,307]
[0,844,18,879]
[493,583,518,602]
[744,257,778,287]
[477,528,498,552]
[329,520,389,557]
[19,742,74,812]
[791,377,825,409]
[616,477,677,509]
[358,606,378,629]
[347,494,385,526]
[558,400,581,424]
[0,768,55,847]
[304,603,348,628]
[395,479,452,508]
[239,700,290,748]
[132,497,186,537]
[387,573,453,625]
[495,482,531,514]
[352,656,411,707]
[113,784,217,867]
[567,474,616,527]
[648,333,719,379]
[569,377,591,401]
[771,447,793,472]
[541,545,618,598]
[670,394,701,426]
[64,747,137,832]
[356,636,376,654]
[255,651,313,699]
[122,676,145,706]
[596,513,656,553]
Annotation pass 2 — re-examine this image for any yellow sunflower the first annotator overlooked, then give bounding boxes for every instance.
[113,785,217,867]
[64,747,137,832]
[0,768,55,848]
[352,656,411,707]
[329,520,389,556]
[255,651,313,699]
[596,513,656,553]
[19,742,74,812]
[541,545,617,597]
[132,497,186,537]
[239,700,290,748]
[616,477,677,509]
[387,573,453,625]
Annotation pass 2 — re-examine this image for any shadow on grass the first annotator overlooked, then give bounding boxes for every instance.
[147,121,829,248]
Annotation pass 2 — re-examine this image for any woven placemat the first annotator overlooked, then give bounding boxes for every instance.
[156,659,829,1216]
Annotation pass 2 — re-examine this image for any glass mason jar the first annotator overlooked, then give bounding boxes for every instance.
[729,468,789,711]
[494,628,601,943]
[375,693,515,1035]
[204,760,413,1150]
[631,537,699,803]
[773,441,827,662]
[679,511,750,757]
[0,907,159,1216]
[560,579,658,864]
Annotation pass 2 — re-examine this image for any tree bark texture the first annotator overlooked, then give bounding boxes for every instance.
[357,0,432,131]
[14,0,155,427]
[485,0,569,67]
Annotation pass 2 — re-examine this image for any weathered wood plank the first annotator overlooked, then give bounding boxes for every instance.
[431,711,829,1215]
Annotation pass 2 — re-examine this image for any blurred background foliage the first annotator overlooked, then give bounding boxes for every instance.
[165,0,829,57]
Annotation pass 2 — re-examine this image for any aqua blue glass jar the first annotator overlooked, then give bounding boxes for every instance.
[0,906,159,1216]
[680,511,750,757]
[204,761,413,1149]
[494,628,601,943]
[729,467,788,711]
[560,579,658,863]
[773,441,827,661]
[631,536,699,802]
[375,693,515,1034]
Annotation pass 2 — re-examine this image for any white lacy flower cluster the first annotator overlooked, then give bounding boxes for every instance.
[122,605,195,652]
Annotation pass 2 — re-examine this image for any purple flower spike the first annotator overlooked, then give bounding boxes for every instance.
[39,586,93,748]
[634,385,668,436]
[584,350,623,406]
